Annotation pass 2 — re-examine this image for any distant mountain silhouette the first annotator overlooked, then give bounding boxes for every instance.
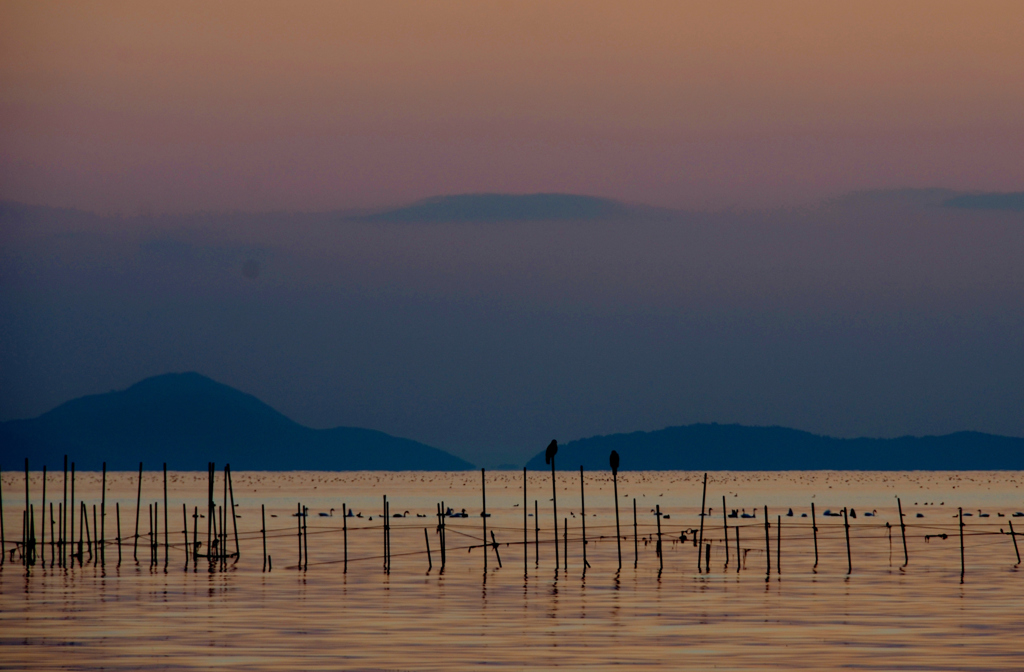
[942,191,1024,211]
[524,423,1024,471]
[0,373,474,471]
[346,193,647,223]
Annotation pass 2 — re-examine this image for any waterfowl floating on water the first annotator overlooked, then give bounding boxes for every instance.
[318,508,335,517]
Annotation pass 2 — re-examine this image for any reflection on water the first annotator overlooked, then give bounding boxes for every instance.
[1,470,1022,670]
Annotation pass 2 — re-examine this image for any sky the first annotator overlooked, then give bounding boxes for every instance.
[1,3,1023,467]
[2,1,1023,213]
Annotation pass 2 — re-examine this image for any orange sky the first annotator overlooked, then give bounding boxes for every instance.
[2,0,1023,212]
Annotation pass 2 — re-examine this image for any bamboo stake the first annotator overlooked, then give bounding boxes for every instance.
[735,525,740,573]
[206,463,213,561]
[698,472,707,572]
[1008,520,1020,566]
[897,498,908,567]
[192,506,198,565]
[764,506,770,577]
[261,504,267,572]
[227,464,239,558]
[343,503,348,573]
[24,459,30,564]
[100,463,106,565]
[811,502,818,569]
[580,466,590,571]
[633,498,638,569]
[425,528,433,571]
[41,466,46,566]
[163,463,169,566]
[959,506,965,584]
[49,502,55,568]
[722,495,729,569]
[133,462,142,563]
[548,442,559,571]
[182,503,189,569]
[610,448,618,569]
[481,468,488,572]
[0,465,4,567]
[71,462,77,564]
[776,514,781,575]
[655,504,663,572]
[83,502,92,563]
[92,505,98,565]
[441,500,447,570]
[302,505,308,570]
[116,502,122,565]
[563,517,568,571]
[490,530,502,568]
[297,502,303,569]
[523,468,528,576]
[62,456,67,567]
[844,506,852,575]
[533,500,539,566]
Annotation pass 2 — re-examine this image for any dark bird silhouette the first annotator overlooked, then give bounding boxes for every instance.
[609,450,620,476]
[545,440,558,465]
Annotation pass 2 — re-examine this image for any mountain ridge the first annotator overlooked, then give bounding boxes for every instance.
[524,423,1024,471]
[0,372,474,471]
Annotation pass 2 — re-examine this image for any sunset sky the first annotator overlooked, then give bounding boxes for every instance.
[2,2,1024,466]
[2,1,1023,213]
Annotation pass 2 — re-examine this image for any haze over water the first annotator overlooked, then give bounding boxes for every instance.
[2,470,1022,670]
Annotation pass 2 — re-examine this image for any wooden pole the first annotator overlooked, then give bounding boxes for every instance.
[481,468,487,572]
[959,506,964,584]
[633,498,638,569]
[92,504,98,564]
[490,530,502,568]
[811,502,819,569]
[49,502,55,568]
[100,462,106,564]
[844,507,852,575]
[655,504,663,572]
[62,456,67,567]
[41,465,46,566]
[227,465,239,558]
[735,525,740,573]
[897,498,908,567]
[182,504,189,569]
[613,469,621,572]
[24,459,30,564]
[205,463,213,560]
[425,528,432,570]
[303,505,308,570]
[133,462,142,563]
[297,502,303,569]
[563,517,568,571]
[550,452,559,571]
[116,502,122,565]
[698,472,707,572]
[580,466,590,570]
[776,514,781,575]
[71,462,77,564]
[163,463,169,566]
[523,468,528,576]
[261,504,267,572]
[1008,520,1020,566]
[764,506,770,577]
[533,500,539,566]
[152,501,157,566]
[81,503,89,563]
[342,503,348,573]
[722,496,729,568]
[192,507,198,565]
[0,465,4,567]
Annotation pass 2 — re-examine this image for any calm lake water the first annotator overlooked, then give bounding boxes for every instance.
[2,470,1022,670]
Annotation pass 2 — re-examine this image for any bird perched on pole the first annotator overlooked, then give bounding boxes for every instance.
[545,440,558,465]
[610,450,619,476]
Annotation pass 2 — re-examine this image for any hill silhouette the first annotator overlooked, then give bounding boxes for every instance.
[345,193,642,222]
[0,373,474,471]
[524,423,1024,471]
